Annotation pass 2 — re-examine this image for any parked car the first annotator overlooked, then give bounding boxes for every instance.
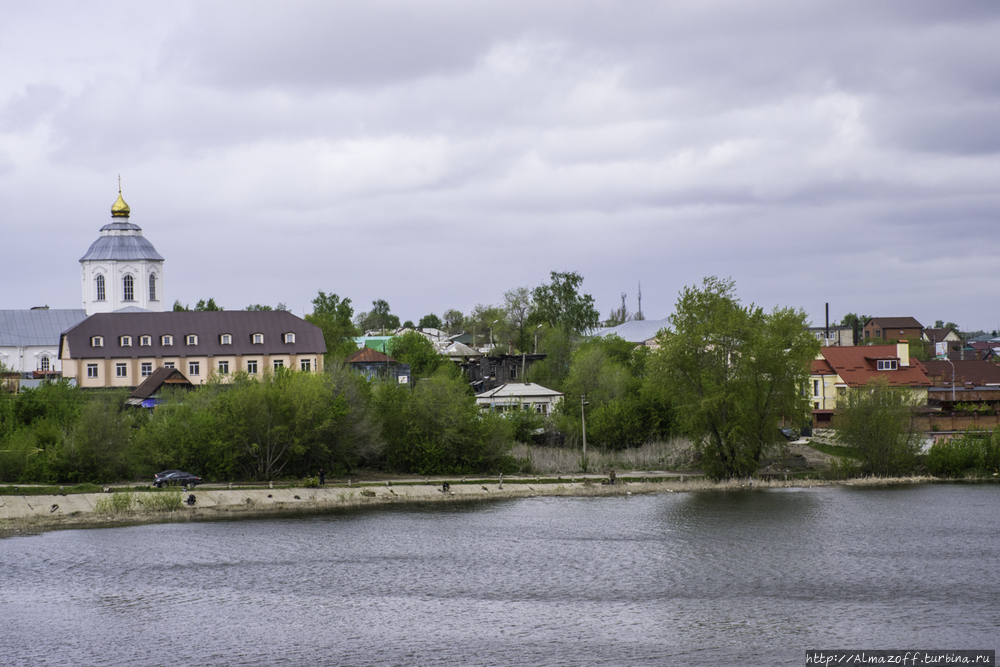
[153,470,202,488]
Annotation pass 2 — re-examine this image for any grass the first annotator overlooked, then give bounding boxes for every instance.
[512,438,699,474]
[94,489,184,515]
[807,441,862,459]
[0,483,105,496]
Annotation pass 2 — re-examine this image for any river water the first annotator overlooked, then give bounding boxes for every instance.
[2,484,998,666]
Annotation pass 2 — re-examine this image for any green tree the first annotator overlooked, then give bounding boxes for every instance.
[356,299,400,334]
[529,271,600,335]
[194,298,223,311]
[305,291,358,362]
[373,369,515,475]
[172,300,189,311]
[466,304,508,351]
[443,309,464,334]
[835,377,923,476]
[650,277,819,479]
[387,331,444,378]
[419,313,443,329]
[245,303,287,311]
[504,286,532,351]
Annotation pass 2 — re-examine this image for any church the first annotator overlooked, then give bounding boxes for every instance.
[1,187,326,388]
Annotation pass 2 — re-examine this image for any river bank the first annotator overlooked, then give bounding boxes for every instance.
[0,473,959,537]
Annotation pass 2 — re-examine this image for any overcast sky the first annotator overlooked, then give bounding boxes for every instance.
[3,1,999,331]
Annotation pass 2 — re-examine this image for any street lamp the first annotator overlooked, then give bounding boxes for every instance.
[581,394,590,461]
[490,319,498,349]
[534,324,543,353]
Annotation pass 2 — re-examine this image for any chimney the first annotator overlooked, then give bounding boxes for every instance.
[897,341,910,367]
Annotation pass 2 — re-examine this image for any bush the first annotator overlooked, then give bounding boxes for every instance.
[835,378,923,476]
[926,429,1000,477]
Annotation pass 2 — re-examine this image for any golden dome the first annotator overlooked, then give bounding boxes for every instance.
[111,189,130,218]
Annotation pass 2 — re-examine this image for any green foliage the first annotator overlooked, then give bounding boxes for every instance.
[465,303,508,350]
[553,335,671,449]
[244,303,287,311]
[650,276,819,479]
[355,299,400,334]
[386,331,444,378]
[504,286,533,351]
[306,290,359,362]
[529,271,600,335]
[925,429,1000,477]
[373,370,516,475]
[834,377,923,476]
[418,313,443,329]
[442,309,464,334]
[195,298,223,311]
[525,325,573,390]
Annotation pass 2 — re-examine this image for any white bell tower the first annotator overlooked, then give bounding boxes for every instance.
[80,184,165,315]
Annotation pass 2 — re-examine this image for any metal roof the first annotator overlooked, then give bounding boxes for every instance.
[0,309,89,346]
[61,311,326,360]
[79,232,164,262]
[592,318,670,343]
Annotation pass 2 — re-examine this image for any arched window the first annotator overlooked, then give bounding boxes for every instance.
[96,274,106,301]
[123,274,134,301]
[149,273,156,301]
[40,356,50,372]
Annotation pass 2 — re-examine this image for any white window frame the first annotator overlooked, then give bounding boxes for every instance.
[87,363,99,378]
[220,334,232,345]
[161,335,173,346]
[120,335,132,347]
[163,362,175,369]
[40,356,50,372]
[246,360,258,374]
[149,274,156,301]
[218,360,229,374]
[273,359,284,370]
[300,359,311,371]
[140,335,152,347]
[116,363,127,378]
[186,334,198,346]
[877,360,898,371]
[141,362,153,377]
[189,361,200,376]
[284,332,295,344]
[91,336,103,348]
[123,274,134,301]
[253,333,264,345]
[95,274,106,301]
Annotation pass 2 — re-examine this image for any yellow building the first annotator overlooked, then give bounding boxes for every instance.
[60,311,326,388]
[810,342,930,428]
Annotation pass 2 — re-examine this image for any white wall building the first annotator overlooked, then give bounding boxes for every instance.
[0,308,88,375]
[80,189,165,315]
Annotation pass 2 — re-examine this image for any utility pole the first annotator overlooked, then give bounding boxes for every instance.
[581,395,589,460]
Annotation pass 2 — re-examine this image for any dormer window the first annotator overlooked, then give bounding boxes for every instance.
[120,335,132,347]
[877,360,898,371]
[91,336,104,348]
[284,332,295,344]
[252,333,264,345]
[220,334,232,345]
[161,335,173,346]
[186,334,198,346]
[140,335,152,346]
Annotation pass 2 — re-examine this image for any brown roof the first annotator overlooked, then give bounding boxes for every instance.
[922,360,1000,386]
[61,311,326,360]
[818,346,931,388]
[923,327,958,343]
[129,366,193,400]
[866,317,923,330]
[346,347,397,364]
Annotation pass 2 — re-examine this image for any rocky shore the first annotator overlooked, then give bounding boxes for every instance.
[0,473,947,537]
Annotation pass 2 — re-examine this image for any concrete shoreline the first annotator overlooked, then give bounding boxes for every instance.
[0,474,954,537]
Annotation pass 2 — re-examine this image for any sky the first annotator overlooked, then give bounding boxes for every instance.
[2,1,1000,331]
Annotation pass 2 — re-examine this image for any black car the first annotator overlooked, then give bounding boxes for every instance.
[153,470,203,488]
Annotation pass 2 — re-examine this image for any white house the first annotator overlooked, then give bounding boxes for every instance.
[475,382,564,415]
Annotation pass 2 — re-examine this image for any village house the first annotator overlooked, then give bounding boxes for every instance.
[809,341,931,429]
[863,317,923,342]
[475,382,564,415]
